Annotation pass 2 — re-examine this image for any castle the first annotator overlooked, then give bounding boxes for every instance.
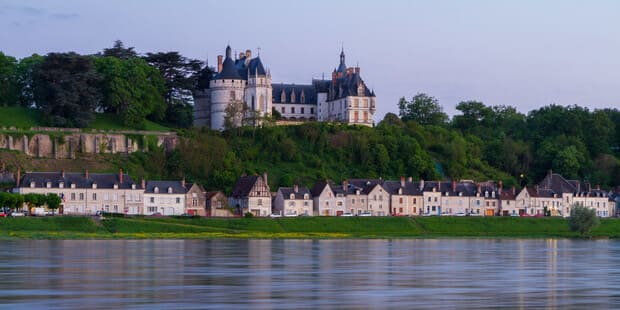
[193,46,376,130]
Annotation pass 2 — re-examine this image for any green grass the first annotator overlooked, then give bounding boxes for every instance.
[0,106,41,128]
[0,107,170,132]
[2,216,620,239]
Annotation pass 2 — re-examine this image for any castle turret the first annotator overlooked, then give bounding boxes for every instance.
[209,45,246,130]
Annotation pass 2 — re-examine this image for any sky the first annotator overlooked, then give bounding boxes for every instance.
[1,0,620,120]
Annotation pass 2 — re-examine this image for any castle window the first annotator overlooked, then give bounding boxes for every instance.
[311,108,315,114]
[251,96,255,110]
[281,90,285,102]
[300,91,305,104]
[291,107,295,114]
[354,111,359,121]
[281,107,285,113]
[353,99,359,108]
[291,91,296,103]
[364,111,368,121]
[301,107,305,114]
[230,91,236,100]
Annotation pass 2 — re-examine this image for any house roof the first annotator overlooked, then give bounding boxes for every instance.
[205,191,225,200]
[272,83,317,105]
[145,181,186,194]
[278,187,311,200]
[311,181,330,196]
[231,175,263,197]
[19,172,138,189]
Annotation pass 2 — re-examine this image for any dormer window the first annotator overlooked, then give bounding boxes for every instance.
[398,188,402,195]
[281,90,286,102]
[71,183,76,189]
[290,193,295,199]
[46,182,51,188]
[168,187,173,194]
[92,183,97,189]
[300,91,305,104]
[291,91,296,103]
[131,184,136,190]
[459,192,463,197]
[113,184,118,189]
[59,182,64,189]
[304,194,309,199]
[30,181,35,188]
[154,186,159,194]
[485,191,489,198]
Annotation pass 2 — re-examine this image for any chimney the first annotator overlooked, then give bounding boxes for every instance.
[141,176,146,190]
[263,172,268,187]
[419,179,424,191]
[294,184,299,193]
[477,183,482,194]
[512,186,516,196]
[61,169,65,178]
[437,181,441,191]
[452,179,457,192]
[355,67,360,74]
[343,179,348,190]
[119,168,123,184]
[181,177,186,188]
[498,180,503,194]
[400,176,405,187]
[245,49,252,59]
[217,55,223,73]
[407,176,413,182]
[587,183,591,192]
[596,184,601,191]
[15,166,20,187]
[85,169,89,179]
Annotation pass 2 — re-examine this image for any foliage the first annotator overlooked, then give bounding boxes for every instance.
[45,193,61,215]
[32,52,102,127]
[102,40,138,60]
[398,93,448,126]
[569,204,600,236]
[94,56,167,128]
[0,52,19,106]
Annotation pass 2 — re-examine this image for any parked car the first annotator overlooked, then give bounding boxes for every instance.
[341,212,353,217]
[510,213,520,217]
[11,212,24,217]
[269,213,282,218]
[150,212,163,217]
[358,211,372,217]
[0,212,8,217]
[455,212,467,217]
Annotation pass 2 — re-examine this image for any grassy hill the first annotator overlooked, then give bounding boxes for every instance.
[0,107,170,132]
[1,216,618,239]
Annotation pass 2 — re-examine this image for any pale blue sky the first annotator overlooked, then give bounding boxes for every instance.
[1,0,619,120]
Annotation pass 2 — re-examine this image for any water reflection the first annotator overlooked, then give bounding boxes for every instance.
[1,239,620,309]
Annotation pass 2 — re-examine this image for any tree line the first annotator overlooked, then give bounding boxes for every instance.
[0,41,213,129]
[0,192,61,214]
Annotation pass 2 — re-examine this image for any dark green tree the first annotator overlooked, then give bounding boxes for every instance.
[0,52,19,106]
[398,93,448,126]
[32,52,102,127]
[15,54,44,107]
[102,40,138,59]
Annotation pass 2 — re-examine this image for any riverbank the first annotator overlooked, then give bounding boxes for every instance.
[1,216,619,239]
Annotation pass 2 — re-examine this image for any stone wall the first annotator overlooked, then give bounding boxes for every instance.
[0,130,177,158]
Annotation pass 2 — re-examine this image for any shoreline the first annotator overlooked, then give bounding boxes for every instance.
[1,216,618,240]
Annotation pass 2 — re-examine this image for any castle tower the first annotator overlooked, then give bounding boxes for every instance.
[244,53,272,125]
[209,45,247,130]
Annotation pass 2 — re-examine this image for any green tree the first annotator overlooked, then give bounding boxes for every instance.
[398,93,448,126]
[569,204,600,236]
[15,54,44,107]
[102,40,138,59]
[94,56,167,128]
[32,52,102,127]
[0,52,19,106]
[45,193,62,215]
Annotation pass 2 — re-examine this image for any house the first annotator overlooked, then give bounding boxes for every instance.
[206,191,231,217]
[498,186,519,216]
[384,177,423,216]
[311,181,346,216]
[15,168,143,215]
[274,185,313,216]
[185,182,206,216]
[229,173,271,217]
[143,180,186,216]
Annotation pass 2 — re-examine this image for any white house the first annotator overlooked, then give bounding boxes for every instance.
[143,180,186,216]
[274,185,313,216]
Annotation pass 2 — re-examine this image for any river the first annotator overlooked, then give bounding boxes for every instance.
[1,239,619,309]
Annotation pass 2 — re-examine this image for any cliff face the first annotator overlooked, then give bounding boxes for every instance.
[0,128,177,159]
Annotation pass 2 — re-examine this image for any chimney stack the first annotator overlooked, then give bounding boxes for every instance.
[15,166,20,187]
[294,184,299,193]
[407,176,413,182]
[400,176,405,187]
[245,49,252,59]
[343,179,348,190]
[61,169,65,178]
[452,179,457,192]
[141,176,146,190]
[498,180,503,194]
[477,183,482,194]
[512,186,516,196]
[419,179,424,191]
[181,177,186,188]
[263,172,268,187]
[85,169,89,179]
[217,55,223,73]
[119,168,123,184]
[437,181,441,191]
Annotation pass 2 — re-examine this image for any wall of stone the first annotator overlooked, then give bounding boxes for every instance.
[0,130,177,158]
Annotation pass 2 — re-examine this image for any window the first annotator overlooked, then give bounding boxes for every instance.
[399,198,403,204]
[413,198,417,204]
[301,107,305,114]
[92,193,97,201]
[258,199,262,206]
[230,91,235,100]
[363,111,368,121]
[150,197,155,203]
[281,107,285,113]
[192,199,198,206]
[291,107,295,113]
[304,201,309,206]
[71,193,76,201]
[311,108,314,114]
[148,206,157,213]
[176,197,181,204]
[281,90,286,102]
[291,91,296,103]
[79,193,84,200]
[354,111,359,121]
[104,193,109,201]
[337,201,342,206]
[289,201,294,206]
[113,194,118,201]
[168,187,173,194]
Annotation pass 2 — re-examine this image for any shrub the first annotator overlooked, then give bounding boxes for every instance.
[244,212,254,218]
[569,204,599,236]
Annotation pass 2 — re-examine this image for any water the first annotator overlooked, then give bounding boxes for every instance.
[1,239,619,309]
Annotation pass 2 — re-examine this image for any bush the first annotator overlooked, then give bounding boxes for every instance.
[244,212,254,218]
[569,204,599,236]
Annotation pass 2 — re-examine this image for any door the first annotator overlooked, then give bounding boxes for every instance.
[336,210,343,216]
[485,209,494,216]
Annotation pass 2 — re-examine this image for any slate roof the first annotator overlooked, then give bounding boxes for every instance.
[272,84,317,105]
[311,181,329,197]
[145,181,187,194]
[205,191,225,200]
[329,72,375,100]
[19,172,138,189]
[538,172,610,197]
[231,175,261,197]
[278,187,312,200]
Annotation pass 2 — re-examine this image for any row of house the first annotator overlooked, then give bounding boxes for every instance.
[11,169,618,218]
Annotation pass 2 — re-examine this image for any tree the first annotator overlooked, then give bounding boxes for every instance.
[32,52,102,127]
[398,93,448,126]
[94,56,167,128]
[15,54,44,107]
[102,40,138,59]
[569,204,599,236]
[223,99,248,134]
[45,193,62,215]
[0,52,19,106]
